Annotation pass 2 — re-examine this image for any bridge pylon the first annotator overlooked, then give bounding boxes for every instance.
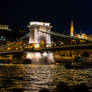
[26,21,54,64]
[28,21,52,48]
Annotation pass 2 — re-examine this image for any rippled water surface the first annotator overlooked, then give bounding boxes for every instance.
[0,64,92,92]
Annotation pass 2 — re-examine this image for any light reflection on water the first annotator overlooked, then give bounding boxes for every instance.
[0,64,92,92]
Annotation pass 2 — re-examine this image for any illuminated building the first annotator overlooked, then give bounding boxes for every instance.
[75,33,88,39]
[88,35,92,40]
[0,25,11,31]
[0,36,6,50]
[69,20,88,39]
[0,24,12,50]
[70,20,74,36]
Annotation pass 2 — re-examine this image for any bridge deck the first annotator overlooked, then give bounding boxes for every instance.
[0,44,92,55]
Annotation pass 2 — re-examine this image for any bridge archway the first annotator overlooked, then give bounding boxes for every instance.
[39,35,46,48]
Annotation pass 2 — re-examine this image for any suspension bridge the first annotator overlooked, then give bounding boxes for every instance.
[0,21,92,63]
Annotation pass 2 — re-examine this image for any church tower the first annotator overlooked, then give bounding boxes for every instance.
[70,20,74,36]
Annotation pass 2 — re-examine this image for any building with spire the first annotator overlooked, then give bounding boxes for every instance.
[70,20,88,39]
[70,20,74,36]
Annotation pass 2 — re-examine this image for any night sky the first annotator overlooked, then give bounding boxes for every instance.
[0,0,92,35]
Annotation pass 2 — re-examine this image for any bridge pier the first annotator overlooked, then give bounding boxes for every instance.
[26,52,54,64]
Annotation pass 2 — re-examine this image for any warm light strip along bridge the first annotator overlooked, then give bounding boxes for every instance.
[1,43,92,55]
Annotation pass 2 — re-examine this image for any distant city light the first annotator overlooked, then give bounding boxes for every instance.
[43,52,47,57]
[0,25,9,30]
[26,52,33,59]
[34,44,39,48]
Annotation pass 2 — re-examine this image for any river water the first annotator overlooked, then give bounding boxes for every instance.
[0,64,92,92]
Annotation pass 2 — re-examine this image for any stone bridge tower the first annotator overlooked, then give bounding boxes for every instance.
[26,21,54,64]
[28,21,52,48]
